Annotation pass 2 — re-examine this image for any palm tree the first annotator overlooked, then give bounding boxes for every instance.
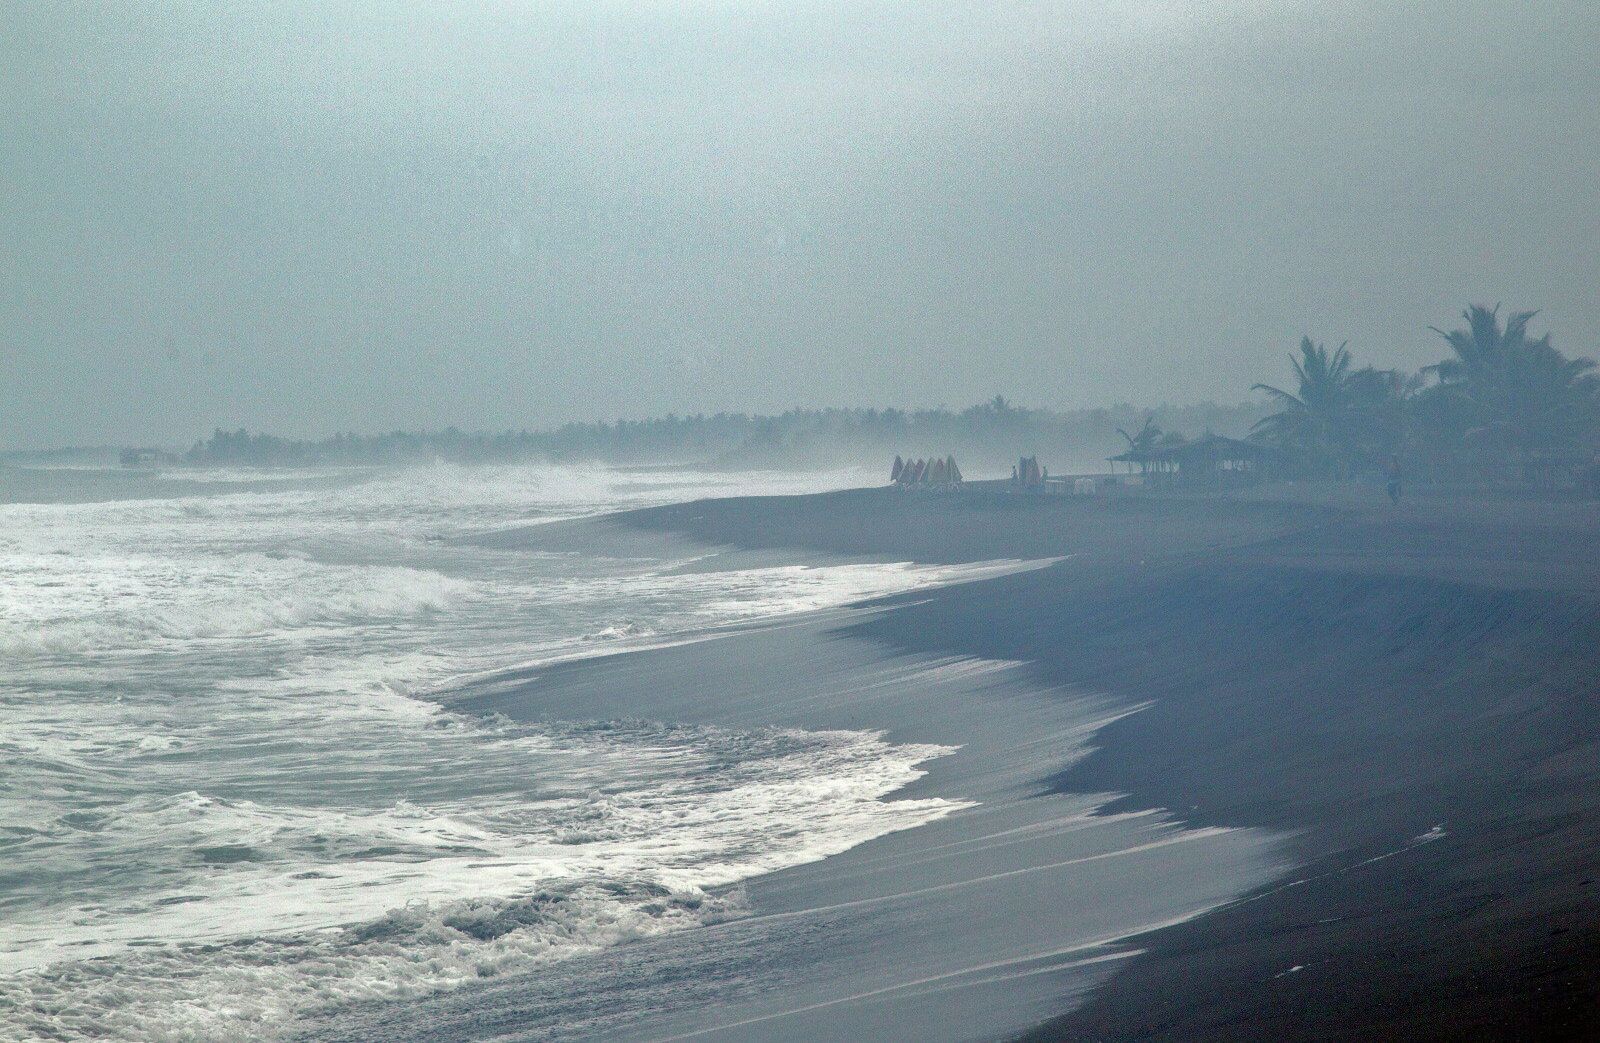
[1251,338,1354,469]
[1116,414,1163,454]
[1252,337,1407,474]
[1423,305,1599,456]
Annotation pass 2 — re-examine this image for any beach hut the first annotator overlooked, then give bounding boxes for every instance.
[1108,446,1177,485]
[119,448,165,468]
[890,455,905,484]
[1119,434,1290,487]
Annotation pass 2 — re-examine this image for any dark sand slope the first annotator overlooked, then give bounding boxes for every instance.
[616,488,1600,1040]
[308,610,1283,1042]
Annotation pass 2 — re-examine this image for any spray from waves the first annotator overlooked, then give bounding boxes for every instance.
[2,553,472,657]
[1,723,965,1042]
[0,463,1005,1041]
[6,880,744,1043]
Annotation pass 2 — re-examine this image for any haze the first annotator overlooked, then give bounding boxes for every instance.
[4,0,1598,450]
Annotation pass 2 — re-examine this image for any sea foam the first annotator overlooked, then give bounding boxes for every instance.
[0,463,1011,1041]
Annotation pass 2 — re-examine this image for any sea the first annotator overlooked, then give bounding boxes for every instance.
[0,461,1012,1041]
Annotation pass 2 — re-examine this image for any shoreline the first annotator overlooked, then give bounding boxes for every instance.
[610,483,1600,1039]
[309,497,1295,1041]
[307,598,1283,1042]
[311,481,1600,1040]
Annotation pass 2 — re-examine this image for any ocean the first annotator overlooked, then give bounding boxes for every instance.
[0,462,1014,1041]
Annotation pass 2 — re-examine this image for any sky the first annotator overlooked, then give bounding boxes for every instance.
[4,1,1599,449]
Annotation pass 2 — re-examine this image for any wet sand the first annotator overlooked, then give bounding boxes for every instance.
[306,560,1285,1041]
[314,482,1600,1040]
[616,483,1600,1039]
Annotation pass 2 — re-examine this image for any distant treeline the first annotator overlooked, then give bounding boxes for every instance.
[141,304,1600,489]
[183,399,1266,472]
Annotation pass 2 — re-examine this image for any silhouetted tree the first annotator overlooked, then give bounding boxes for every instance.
[1252,337,1408,474]
[1116,414,1163,454]
[1418,305,1599,460]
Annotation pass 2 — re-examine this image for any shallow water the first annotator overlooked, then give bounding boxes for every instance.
[1,463,1018,1041]
[315,619,1286,1042]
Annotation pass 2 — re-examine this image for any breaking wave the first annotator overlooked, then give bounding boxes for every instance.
[0,463,1005,1041]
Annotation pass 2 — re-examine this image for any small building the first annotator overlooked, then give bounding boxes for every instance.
[1107,447,1178,484]
[1111,434,1291,487]
[1517,447,1595,490]
[119,448,166,468]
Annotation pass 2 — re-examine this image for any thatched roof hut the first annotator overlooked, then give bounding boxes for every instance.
[1111,434,1292,486]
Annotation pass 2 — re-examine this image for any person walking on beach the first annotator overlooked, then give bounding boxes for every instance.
[1384,453,1403,504]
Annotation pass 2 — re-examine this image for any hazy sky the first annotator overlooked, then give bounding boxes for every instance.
[4,1,1598,449]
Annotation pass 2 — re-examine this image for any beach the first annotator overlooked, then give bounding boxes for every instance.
[4,463,1044,1041]
[11,465,1594,1039]
[635,484,1600,1039]
[315,481,1600,1041]
[303,514,1285,1041]
[15,2,1600,1037]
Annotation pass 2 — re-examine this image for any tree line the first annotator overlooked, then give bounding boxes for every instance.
[183,399,1264,471]
[181,303,1595,483]
[1243,304,1598,482]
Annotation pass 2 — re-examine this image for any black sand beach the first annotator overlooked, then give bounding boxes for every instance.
[308,537,1284,1040]
[615,484,1600,1040]
[316,483,1600,1041]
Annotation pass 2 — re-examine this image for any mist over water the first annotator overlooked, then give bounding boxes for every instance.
[0,464,1009,1041]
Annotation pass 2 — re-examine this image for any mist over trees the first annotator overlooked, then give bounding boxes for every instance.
[183,400,1265,472]
[168,304,1600,488]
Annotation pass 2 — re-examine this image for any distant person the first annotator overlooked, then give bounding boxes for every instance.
[1384,454,1403,504]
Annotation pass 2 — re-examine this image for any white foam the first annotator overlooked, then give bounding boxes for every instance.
[0,463,1014,1041]
[1,724,967,1040]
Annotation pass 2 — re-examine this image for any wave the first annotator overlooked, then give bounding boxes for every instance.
[2,879,748,1043]
[1,724,966,1042]
[0,553,474,656]
[0,463,1006,1041]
